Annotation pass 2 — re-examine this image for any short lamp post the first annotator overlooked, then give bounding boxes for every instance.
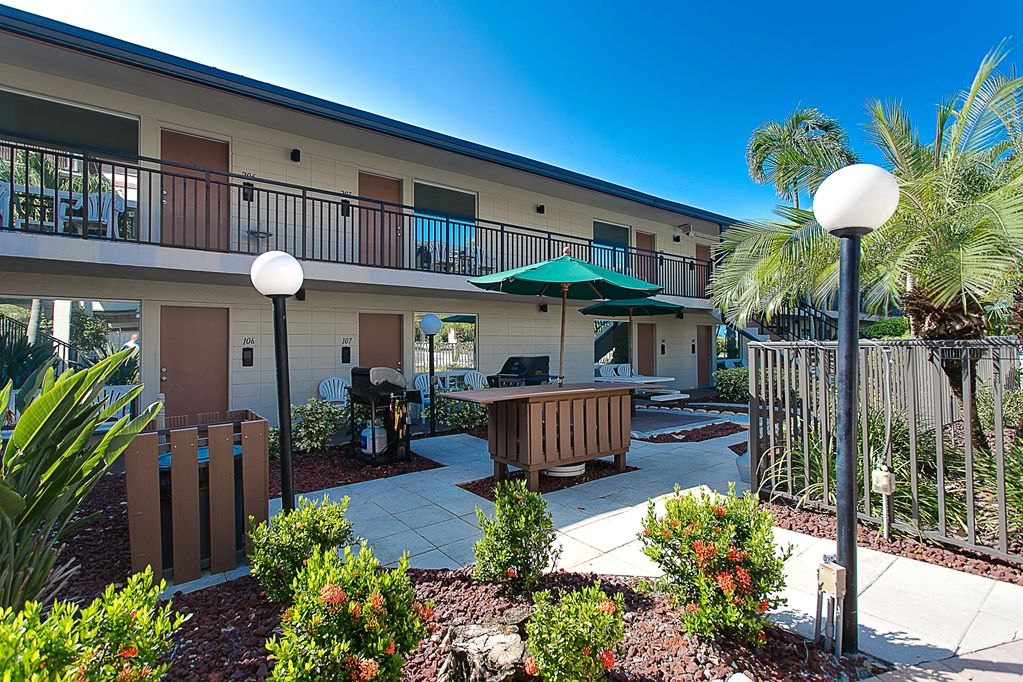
[418,314,442,437]
[250,251,305,511]
[812,164,899,653]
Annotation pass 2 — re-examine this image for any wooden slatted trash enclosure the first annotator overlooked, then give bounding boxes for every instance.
[444,383,632,491]
[125,410,269,584]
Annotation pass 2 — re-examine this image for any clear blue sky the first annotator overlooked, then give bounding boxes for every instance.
[7,0,1020,221]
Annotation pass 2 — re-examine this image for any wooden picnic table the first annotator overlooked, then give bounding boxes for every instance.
[444,382,633,491]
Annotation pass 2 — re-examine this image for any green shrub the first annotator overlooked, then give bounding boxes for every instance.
[713,366,748,403]
[640,485,788,645]
[975,387,1023,432]
[423,394,487,429]
[266,544,433,682]
[268,426,280,460]
[524,581,625,682]
[291,398,343,452]
[862,317,910,339]
[0,330,55,388]
[248,496,356,604]
[339,400,372,432]
[0,567,187,681]
[0,350,158,610]
[472,479,559,590]
[82,343,141,385]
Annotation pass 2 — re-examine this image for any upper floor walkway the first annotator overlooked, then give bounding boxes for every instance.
[0,137,713,300]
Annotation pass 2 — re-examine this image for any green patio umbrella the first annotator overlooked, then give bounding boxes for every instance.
[441,314,476,323]
[579,297,684,323]
[469,247,661,384]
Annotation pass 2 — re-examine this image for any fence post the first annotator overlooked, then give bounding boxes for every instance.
[748,345,761,493]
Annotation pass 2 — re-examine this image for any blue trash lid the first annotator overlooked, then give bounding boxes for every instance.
[158,443,243,469]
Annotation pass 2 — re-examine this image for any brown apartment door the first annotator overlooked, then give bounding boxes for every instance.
[636,322,656,376]
[160,306,229,422]
[635,231,658,284]
[161,130,230,251]
[694,244,711,297]
[358,173,403,268]
[359,313,403,371]
[697,325,713,386]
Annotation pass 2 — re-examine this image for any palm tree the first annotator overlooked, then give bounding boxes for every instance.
[718,45,1023,337]
[715,44,1023,445]
[745,108,858,208]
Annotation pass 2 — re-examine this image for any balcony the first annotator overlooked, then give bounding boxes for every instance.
[0,138,712,298]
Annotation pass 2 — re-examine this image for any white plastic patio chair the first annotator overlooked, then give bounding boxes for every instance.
[614,364,634,377]
[463,370,487,390]
[318,377,350,406]
[598,364,618,377]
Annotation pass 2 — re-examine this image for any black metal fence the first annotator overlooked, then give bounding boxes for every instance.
[0,138,712,298]
[749,337,1023,564]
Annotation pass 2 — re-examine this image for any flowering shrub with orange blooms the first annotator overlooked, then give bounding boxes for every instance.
[266,543,433,681]
[523,581,625,682]
[0,567,187,681]
[639,485,789,644]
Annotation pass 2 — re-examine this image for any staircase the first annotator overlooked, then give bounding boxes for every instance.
[0,310,85,371]
[719,302,839,344]
[593,320,628,363]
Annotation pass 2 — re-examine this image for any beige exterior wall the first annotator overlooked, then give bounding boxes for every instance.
[0,63,721,261]
[0,273,716,426]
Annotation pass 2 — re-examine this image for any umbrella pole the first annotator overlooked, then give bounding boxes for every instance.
[559,282,568,385]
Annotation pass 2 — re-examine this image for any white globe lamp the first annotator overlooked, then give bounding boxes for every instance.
[249,250,305,511]
[812,162,899,655]
[249,250,304,297]
[812,164,900,236]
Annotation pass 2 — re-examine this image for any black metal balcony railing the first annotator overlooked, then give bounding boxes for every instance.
[0,138,712,298]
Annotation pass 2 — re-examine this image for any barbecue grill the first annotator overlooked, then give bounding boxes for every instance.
[348,367,419,462]
[487,356,554,387]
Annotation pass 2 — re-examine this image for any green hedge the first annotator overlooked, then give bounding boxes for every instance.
[862,317,910,339]
[713,367,748,403]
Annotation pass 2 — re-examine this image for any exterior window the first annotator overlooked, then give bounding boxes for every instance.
[593,220,630,272]
[414,313,478,375]
[0,89,138,156]
[0,295,142,382]
[413,182,477,271]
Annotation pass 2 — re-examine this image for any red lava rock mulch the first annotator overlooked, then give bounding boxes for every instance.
[268,448,443,497]
[635,421,747,443]
[60,473,131,604]
[56,452,443,605]
[762,498,1023,587]
[457,458,639,501]
[728,441,748,456]
[166,570,859,682]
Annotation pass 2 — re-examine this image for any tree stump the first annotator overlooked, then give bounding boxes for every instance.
[436,624,530,682]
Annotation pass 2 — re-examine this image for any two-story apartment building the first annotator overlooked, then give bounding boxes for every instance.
[0,6,735,425]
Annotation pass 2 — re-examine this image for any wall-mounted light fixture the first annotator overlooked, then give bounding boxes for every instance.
[672,234,681,243]
[538,303,548,313]
[290,148,301,163]
[536,204,546,214]
[242,181,254,202]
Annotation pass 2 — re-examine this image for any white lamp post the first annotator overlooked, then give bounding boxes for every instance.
[250,251,305,511]
[812,164,899,653]
[418,314,442,436]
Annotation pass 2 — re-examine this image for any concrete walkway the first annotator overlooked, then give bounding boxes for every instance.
[248,416,1021,676]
